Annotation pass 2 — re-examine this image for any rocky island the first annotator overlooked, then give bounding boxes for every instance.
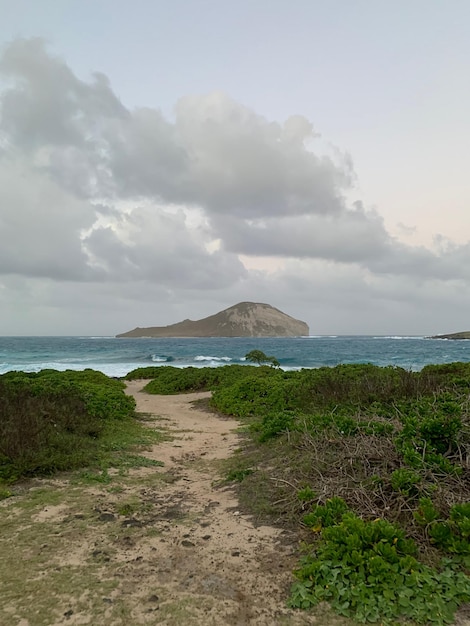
[116,302,309,338]
[430,331,470,340]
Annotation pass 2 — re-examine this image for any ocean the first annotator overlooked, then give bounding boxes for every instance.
[1,335,470,378]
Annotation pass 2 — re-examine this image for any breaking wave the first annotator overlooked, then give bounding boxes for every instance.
[151,355,175,362]
[194,355,232,362]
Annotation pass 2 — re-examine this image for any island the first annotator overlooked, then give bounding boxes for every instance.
[116,302,309,338]
[430,331,470,340]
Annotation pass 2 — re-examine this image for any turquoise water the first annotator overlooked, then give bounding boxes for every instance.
[1,335,470,377]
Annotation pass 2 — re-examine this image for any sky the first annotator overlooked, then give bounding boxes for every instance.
[1,0,470,336]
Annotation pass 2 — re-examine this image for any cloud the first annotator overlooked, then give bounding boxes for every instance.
[1,39,354,219]
[215,205,389,262]
[0,37,126,150]
[83,204,246,289]
[2,38,470,335]
[0,159,97,280]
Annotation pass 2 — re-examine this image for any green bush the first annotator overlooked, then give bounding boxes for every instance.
[390,468,421,495]
[133,364,281,395]
[125,366,167,380]
[291,501,470,624]
[254,410,298,442]
[211,374,288,417]
[143,366,214,394]
[414,497,440,526]
[425,503,470,556]
[420,362,470,391]
[0,370,136,480]
[303,497,349,530]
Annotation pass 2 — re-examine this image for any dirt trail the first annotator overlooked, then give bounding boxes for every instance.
[0,382,328,626]
[117,381,317,625]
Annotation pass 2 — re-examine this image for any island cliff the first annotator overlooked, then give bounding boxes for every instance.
[116,302,309,338]
[430,331,470,340]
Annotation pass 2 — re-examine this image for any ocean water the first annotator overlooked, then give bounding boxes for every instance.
[1,335,470,378]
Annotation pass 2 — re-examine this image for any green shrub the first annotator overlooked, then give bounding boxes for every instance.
[211,373,289,417]
[414,497,440,526]
[303,497,349,530]
[125,366,167,380]
[0,370,136,480]
[143,367,213,394]
[390,468,421,495]
[254,410,297,442]
[425,503,470,556]
[297,487,316,503]
[420,362,470,391]
[196,361,470,623]
[137,364,280,396]
[291,502,470,624]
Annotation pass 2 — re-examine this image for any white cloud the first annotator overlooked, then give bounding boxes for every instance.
[1,38,470,335]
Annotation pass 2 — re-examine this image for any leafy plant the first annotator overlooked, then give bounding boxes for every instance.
[303,498,349,531]
[291,503,470,624]
[254,410,297,442]
[414,497,440,526]
[245,350,280,368]
[390,468,421,495]
[297,487,316,502]
[0,370,144,481]
[226,468,254,482]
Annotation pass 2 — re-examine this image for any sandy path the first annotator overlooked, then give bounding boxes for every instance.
[0,382,331,626]
[118,381,318,625]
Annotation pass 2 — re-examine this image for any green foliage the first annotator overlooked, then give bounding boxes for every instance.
[390,468,421,495]
[420,362,470,391]
[303,497,349,530]
[424,503,470,556]
[290,502,470,624]
[253,411,297,442]
[0,369,137,480]
[0,369,135,421]
[143,366,215,394]
[297,486,316,503]
[0,486,13,500]
[77,469,112,484]
[138,364,279,396]
[226,468,254,482]
[125,366,168,380]
[394,395,465,475]
[245,349,280,368]
[211,371,288,417]
[414,497,440,526]
[288,364,422,412]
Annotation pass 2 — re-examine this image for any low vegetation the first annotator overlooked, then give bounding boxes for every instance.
[137,360,470,625]
[3,359,470,623]
[0,369,161,486]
